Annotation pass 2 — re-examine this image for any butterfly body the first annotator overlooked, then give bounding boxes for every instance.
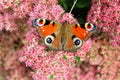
[33,18,96,51]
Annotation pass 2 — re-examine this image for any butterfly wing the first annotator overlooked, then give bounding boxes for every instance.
[33,18,96,51]
[33,18,62,50]
[33,18,59,37]
[63,23,96,51]
[71,23,96,40]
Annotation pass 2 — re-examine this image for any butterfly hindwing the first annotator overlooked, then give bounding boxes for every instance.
[60,23,83,51]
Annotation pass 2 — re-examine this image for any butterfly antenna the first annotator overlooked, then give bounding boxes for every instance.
[69,0,78,14]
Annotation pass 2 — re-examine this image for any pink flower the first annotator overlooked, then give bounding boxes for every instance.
[0,13,4,30]
[0,0,36,31]
[18,0,97,79]
[87,0,120,46]
[27,4,65,26]
[3,12,18,31]
[75,39,93,58]
[19,42,75,80]
[0,12,18,31]
[88,39,120,80]
[60,13,77,24]
[1,0,120,80]
[13,0,33,18]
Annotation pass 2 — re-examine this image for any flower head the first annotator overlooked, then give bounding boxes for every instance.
[87,0,120,46]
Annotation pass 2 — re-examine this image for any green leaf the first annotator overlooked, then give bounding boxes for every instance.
[75,56,80,63]
[58,0,68,11]
[58,0,91,23]
[44,48,50,52]
[35,69,38,74]
[58,0,91,11]
[76,0,91,8]
[63,55,67,60]
[38,40,43,44]
[48,74,54,80]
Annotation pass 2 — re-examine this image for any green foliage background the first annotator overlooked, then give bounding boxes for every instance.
[58,0,91,23]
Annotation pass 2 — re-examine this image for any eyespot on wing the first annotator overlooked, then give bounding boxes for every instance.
[85,23,97,31]
[33,18,59,37]
[71,24,90,40]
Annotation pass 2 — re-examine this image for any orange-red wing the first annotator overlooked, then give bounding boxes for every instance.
[37,23,59,37]
[71,24,90,40]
